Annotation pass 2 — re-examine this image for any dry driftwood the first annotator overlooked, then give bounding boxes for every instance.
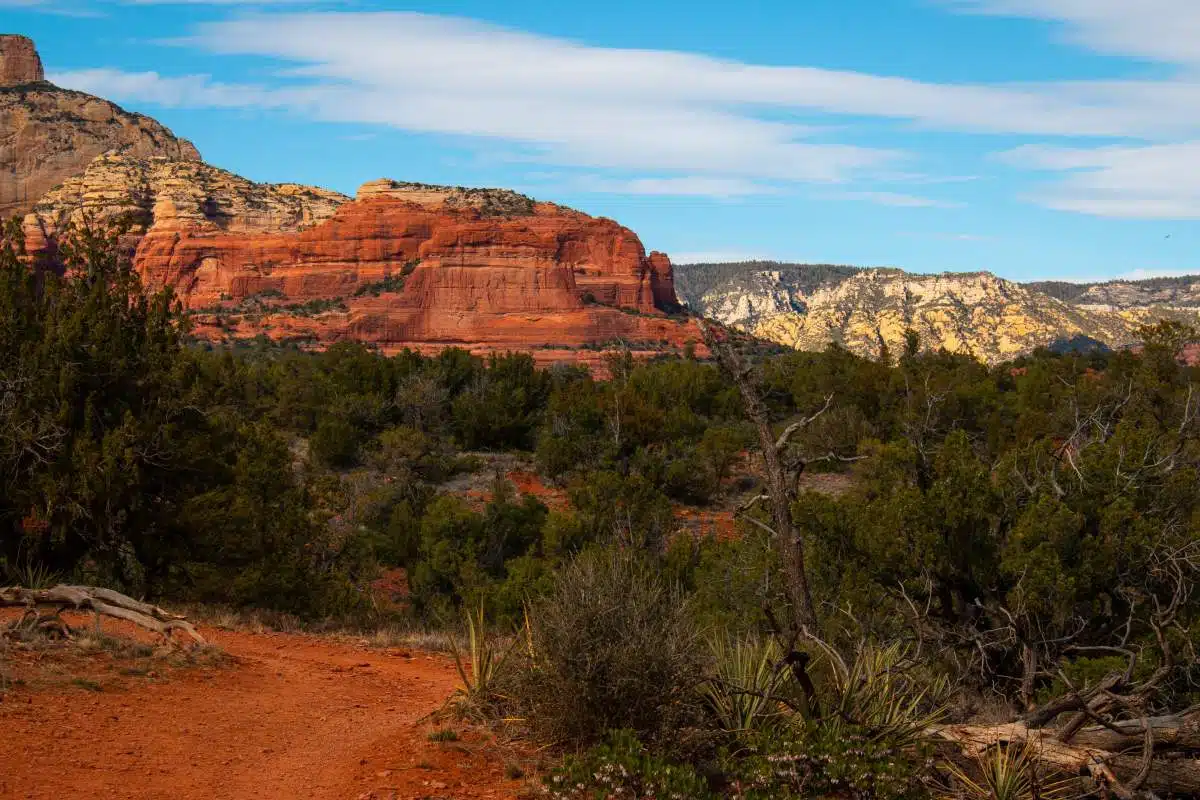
[0,584,205,646]
[932,719,1200,799]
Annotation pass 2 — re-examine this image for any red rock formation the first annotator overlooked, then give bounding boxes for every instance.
[0,35,43,86]
[27,161,701,365]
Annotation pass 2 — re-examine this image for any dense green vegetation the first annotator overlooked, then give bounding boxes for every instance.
[4,224,1200,796]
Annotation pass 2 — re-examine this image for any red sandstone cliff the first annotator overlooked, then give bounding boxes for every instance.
[25,157,698,363]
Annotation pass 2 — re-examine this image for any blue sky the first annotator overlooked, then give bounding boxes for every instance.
[5,0,1200,281]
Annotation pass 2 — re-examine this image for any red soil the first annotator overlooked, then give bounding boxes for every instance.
[0,619,523,800]
[505,470,569,511]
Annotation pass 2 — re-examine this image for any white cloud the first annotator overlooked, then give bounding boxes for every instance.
[1117,268,1200,280]
[671,252,777,265]
[901,231,994,241]
[123,0,317,3]
[831,191,964,208]
[1003,142,1200,219]
[572,176,777,197]
[157,13,1200,139]
[49,68,279,108]
[0,0,104,15]
[949,1,1200,66]
[41,10,1200,214]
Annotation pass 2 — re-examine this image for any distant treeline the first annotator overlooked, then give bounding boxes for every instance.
[672,261,863,307]
[1029,274,1200,303]
[677,261,1200,310]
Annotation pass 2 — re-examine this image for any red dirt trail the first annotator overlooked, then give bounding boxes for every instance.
[0,624,524,800]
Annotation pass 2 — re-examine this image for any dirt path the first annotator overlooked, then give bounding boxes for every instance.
[0,624,524,800]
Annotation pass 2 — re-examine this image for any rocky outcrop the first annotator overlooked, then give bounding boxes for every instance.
[0,35,43,86]
[25,153,348,248]
[0,36,200,219]
[752,270,1148,363]
[26,155,698,361]
[680,262,1200,364]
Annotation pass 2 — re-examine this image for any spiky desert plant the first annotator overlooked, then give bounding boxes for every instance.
[5,560,60,590]
[448,601,513,717]
[942,741,1080,800]
[699,635,792,734]
[815,639,949,746]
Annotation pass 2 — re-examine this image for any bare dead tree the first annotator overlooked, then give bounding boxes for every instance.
[697,319,826,637]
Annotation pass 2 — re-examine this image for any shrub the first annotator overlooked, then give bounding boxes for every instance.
[504,549,705,747]
[309,417,361,468]
[728,722,933,800]
[543,730,715,800]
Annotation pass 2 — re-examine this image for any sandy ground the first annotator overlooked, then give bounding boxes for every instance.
[0,620,524,800]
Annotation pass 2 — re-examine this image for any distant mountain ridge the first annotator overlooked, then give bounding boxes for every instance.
[1027,275,1200,310]
[677,261,1200,363]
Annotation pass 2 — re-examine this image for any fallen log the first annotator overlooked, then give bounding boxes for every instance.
[931,721,1200,798]
[1070,709,1200,752]
[0,585,204,646]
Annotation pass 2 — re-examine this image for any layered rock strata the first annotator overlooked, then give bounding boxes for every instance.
[1,35,200,219]
[25,155,698,360]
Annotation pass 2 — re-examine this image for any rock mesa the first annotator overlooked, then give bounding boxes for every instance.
[26,155,698,363]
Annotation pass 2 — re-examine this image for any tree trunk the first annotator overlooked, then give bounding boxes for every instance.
[698,321,820,634]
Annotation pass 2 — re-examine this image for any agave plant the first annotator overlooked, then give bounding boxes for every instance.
[942,741,1080,800]
[699,635,793,734]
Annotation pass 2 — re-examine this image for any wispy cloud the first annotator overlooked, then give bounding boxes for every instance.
[1001,142,1200,219]
[572,176,778,197]
[123,0,320,4]
[831,191,964,208]
[0,0,104,15]
[41,9,1200,213]
[1117,268,1200,280]
[166,13,1200,139]
[948,0,1200,66]
[50,68,278,107]
[901,231,994,242]
[671,251,778,265]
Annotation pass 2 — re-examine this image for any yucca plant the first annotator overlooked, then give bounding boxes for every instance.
[700,635,793,734]
[448,601,513,718]
[942,741,1080,800]
[815,639,949,747]
[5,560,60,590]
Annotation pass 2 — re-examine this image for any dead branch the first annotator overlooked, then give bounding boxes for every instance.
[0,585,205,646]
[931,721,1200,798]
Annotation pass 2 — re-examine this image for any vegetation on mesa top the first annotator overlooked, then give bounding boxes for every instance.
[5,219,1200,797]
[677,258,1200,310]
